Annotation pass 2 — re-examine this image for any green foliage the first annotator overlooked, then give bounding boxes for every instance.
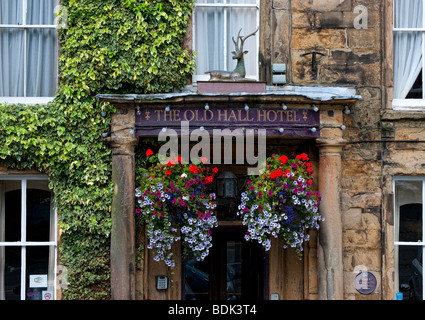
[0,0,194,299]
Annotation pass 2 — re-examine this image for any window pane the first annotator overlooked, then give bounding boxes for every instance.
[398,246,423,300]
[395,180,423,242]
[226,240,242,300]
[184,257,210,300]
[0,0,23,25]
[2,247,21,300]
[194,5,258,78]
[0,28,25,97]
[26,246,50,300]
[406,71,423,99]
[26,28,58,97]
[394,0,423,29]
[226,7,257,77]
[27,0,56,25]
[3,181,22,242]
[26,181,52,242]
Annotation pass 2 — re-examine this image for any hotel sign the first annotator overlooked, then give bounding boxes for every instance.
[135,107,320,137]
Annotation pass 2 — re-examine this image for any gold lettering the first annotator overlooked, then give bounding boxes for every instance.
[303,111,308,121]
[238,110,254,121]
[218,109,228,122]
[173,110,181,121]
[228,110,237,122]
[204,109,214,121]
[246,110,254,121]
[287,111,294,122]
[164,110,172,121]
[277,110,285,121]
[267,110,277,122]
[257,110,267,122]
[195,109,202,121]
[154,110,163,121]
[293,110,300,122]
[184,110,195,122]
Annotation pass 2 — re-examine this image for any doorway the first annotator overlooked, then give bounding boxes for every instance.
[183,226,267,300]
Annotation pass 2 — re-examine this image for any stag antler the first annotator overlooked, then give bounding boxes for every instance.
[232,28,243,50]
[239,27,259,51]
[232,27,259,51]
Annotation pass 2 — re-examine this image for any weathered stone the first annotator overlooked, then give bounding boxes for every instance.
[292,28,347,49]
[343,207,362,230]
[346,28,380,49]
[343,229,381,248]
[341,160,382,192]
[292,11,316,28]
[320,64,381,86]
[272,0,290,10]
[292,0,352,12]
[272,9,291,63]
[331,50,380,65]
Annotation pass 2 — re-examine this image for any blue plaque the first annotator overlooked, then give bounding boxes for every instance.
[354,271,377,294]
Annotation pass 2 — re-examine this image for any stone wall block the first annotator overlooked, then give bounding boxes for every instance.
[292,0,352,12]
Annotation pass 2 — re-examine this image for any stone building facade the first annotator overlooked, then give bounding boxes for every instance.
[99,0,425,301]
[1,0,424,301]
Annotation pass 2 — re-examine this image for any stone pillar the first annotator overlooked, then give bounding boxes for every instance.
[317,138,345,300]
[110,136,138,300]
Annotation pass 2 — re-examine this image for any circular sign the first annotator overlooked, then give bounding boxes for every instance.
[354,272,377,294]
[43,292,52,300]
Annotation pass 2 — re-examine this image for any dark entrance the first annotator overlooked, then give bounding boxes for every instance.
[183,226,267,300]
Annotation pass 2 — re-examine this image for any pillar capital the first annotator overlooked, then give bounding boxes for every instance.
[107,135,139,157]
[316,138,346,155]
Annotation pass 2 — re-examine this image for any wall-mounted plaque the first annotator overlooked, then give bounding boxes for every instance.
[354,272,377,294]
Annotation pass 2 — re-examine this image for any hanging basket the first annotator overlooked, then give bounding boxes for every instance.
[135,150,219,267]
[237,153,323,256]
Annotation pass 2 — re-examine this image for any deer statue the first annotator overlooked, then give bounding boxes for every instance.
[205,27,259,81]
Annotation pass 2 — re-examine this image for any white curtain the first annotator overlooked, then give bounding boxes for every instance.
[0,0,57,97]
[194,0,258,80]
[393,0,423,99]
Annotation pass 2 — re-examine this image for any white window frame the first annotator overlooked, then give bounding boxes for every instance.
[192,0,260,83]
[0,175,57,300]
[0,0,58,105]
[392,2,425,110]
[393,176,425,300]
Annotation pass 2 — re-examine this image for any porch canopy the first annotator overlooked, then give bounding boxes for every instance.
[96,85,361,300]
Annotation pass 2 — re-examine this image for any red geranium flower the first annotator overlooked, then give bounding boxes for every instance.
[296,153,309,161]
[146,149,154,157]
[279,155,288,164]
[165,170,172,175]
[189,165,198,174]
[167,159,175,166]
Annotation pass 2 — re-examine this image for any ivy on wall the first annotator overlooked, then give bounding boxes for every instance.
[0,0,195,299]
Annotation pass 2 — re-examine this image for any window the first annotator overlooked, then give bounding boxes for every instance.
[0,0,58,104]
[193,0,259,82]
[393,0,425,109]
[394,177,425,300]
[0,176,56,300]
